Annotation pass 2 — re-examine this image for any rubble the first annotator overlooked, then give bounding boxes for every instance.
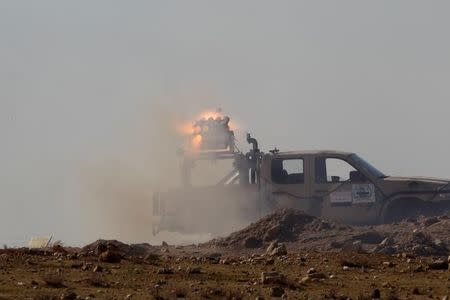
[261,272,285,284]
[214,209,316,247]
[210,209,450,256]
[81,240,155,257]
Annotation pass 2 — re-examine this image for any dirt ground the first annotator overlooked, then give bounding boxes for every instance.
[2,209,450,300]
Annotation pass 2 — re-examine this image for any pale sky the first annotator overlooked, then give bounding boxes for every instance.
[1,1,450,245]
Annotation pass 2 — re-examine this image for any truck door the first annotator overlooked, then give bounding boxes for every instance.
[269,156,314,214]
[312,156,380,224]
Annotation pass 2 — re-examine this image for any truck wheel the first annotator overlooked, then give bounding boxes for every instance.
[381,198,428,223]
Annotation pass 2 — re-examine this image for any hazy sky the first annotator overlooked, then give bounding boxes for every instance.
[1,1,450,245]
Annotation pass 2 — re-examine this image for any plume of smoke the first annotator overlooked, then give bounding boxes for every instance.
[78,103,256,244]
[79,104,183,243]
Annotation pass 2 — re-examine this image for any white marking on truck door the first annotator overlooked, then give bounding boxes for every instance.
[352,184,375,203]
[330,191,352,203]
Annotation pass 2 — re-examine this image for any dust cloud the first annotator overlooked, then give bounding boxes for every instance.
[78,104,254,245]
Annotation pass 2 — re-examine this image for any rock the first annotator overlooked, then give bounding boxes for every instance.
[60,292,77,300]
[307,272,327,279]
[0,253,8,261]
[342,266,350,271]
[266,241,278,254]
[434,239,444,247]
[244,237,262,249]
[187,266,202,274]
[306,268,316,274]
[81,263,92,271]
[161,241,168,247]
[52,245,68,254]
[124,294,133,299]
[157,268,174,275]
[270,286,285,298]
[412,287,420,295]
[261,272,285,284]
[383,261,394,268]
[300,276,310,284]
[264,225,281,241]
[380,237,394,246]
[377,246,396,255]
[99,250,121,263]
[94,243,108,256]
[270,243,287,256]
[93,265,103,273]
[428,259,448,270]
[413,265,425,272]
[412,244,426,255]
[371,288,381,299]
[423,216,439,227]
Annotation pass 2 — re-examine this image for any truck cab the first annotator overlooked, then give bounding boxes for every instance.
[259,151,450,224]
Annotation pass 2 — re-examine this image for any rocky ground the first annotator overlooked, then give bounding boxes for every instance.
[2,209,450,299]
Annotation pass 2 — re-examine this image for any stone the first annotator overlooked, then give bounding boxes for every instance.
[266,241,278,254]
[261,272,285,284]
[270,243,287,256]
[383,261,394,268]
[60,292,77,300]
[300,276,311,284]
[264,225,281,241]
[423,216,439,227]
[270,286,285,298]
[380,237,394,246]
[371,288,381,299]
[94,243,107,256]
[428,259,448,270]
[99,250,121,263]
[187,266,202,274]
[307,272,327,279]
[157,268,174,275]
[93,265,103,272]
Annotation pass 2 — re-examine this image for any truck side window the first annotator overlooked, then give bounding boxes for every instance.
[271,158,304,184]
[315,157,356,183]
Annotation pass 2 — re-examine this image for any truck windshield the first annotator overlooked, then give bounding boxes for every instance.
[350,154,387,178]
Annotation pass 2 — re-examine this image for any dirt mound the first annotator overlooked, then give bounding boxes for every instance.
[212,209,324,248]
[206,209,450,256]
[81,239,155,257]
[372,216,450,256]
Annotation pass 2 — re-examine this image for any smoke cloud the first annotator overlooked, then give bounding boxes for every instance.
[78,103,253,244]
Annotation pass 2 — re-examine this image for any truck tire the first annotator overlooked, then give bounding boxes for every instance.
[381,197,428,223]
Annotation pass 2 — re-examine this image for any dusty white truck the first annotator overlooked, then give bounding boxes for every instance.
[152,116,450,234]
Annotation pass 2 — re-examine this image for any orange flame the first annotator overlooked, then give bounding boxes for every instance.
[176,122,195,135]
[191,134,202,150]
[175,109,239,151]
